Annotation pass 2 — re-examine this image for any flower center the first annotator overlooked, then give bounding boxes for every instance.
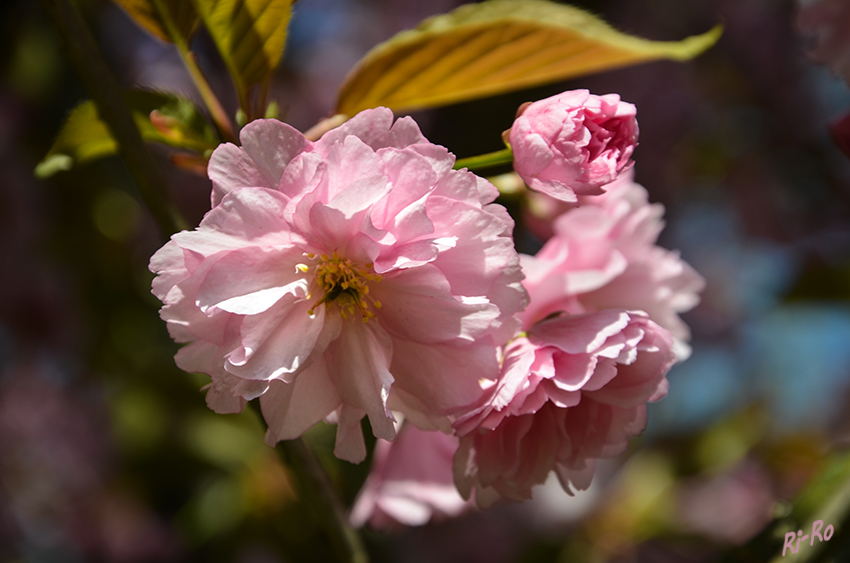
[301,251,382,321]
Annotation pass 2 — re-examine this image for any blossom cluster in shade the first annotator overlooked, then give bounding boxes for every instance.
[350,424,472,528]
[148,92,703,528]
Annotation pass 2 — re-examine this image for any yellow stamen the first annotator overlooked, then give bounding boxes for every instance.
[302,252,383,321]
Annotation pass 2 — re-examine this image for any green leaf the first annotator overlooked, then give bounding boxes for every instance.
[111,0,199,43]
[336,0,722,115]
[36,90,218,178]
[192,0,293,104]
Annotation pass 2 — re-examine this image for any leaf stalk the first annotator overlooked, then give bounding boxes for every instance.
[454,147,514,171]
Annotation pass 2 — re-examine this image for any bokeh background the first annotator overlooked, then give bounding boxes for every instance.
[2,0,850,561]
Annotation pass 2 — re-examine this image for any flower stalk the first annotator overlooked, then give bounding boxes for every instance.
[276,436,369,563]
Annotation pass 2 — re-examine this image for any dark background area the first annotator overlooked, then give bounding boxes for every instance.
[1,0,850,561]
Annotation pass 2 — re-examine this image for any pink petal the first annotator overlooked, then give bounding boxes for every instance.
[373,264,499,344]
[149,240,190,301]
[550,351,598,391]
[390,337,499,416]
[208,144,272,207]
[208,119,308,206]
[261,358,342,443]
[370,148,438,231]
[351,425,469,528]
[240,119,310,189]
[195,246,306,315]
[529,310,630,354]
[335,405,369,463]
[225,300,331,381]
[174,188,293,257]
[316,108,427,152]
[324,322,396,443]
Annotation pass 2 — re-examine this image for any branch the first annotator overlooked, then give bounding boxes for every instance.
[278,438,370,563]
[41,0,187,237]
[247,402,368,563]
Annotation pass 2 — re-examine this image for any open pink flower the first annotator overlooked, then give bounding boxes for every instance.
[350,424,472,529]
[150,108,527,462]
[453,310,675,506]
[519,170,704,358]
[510,90,638,202]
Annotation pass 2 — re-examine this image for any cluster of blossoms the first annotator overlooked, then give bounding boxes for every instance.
[150,90,703,526]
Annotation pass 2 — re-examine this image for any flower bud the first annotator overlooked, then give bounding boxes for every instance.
[509,90,638,202]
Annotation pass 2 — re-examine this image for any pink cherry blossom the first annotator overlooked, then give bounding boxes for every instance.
[797,0,850,86]
[350,424,472,528]
[509,90,638,202]
[453,310,675,507]
[519,169,704,358]
[149,108,527,463]
[449,170,700,506]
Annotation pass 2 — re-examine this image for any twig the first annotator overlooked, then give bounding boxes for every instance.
[148,0,237,143]
[247,402,369,563]
[278,438,370,563]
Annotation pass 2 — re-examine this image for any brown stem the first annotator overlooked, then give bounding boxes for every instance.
[278,438,370,563]
[247,402,368,563]
[148,0,237,143]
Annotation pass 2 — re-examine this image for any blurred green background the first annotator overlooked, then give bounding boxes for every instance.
[1,0,850,561]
